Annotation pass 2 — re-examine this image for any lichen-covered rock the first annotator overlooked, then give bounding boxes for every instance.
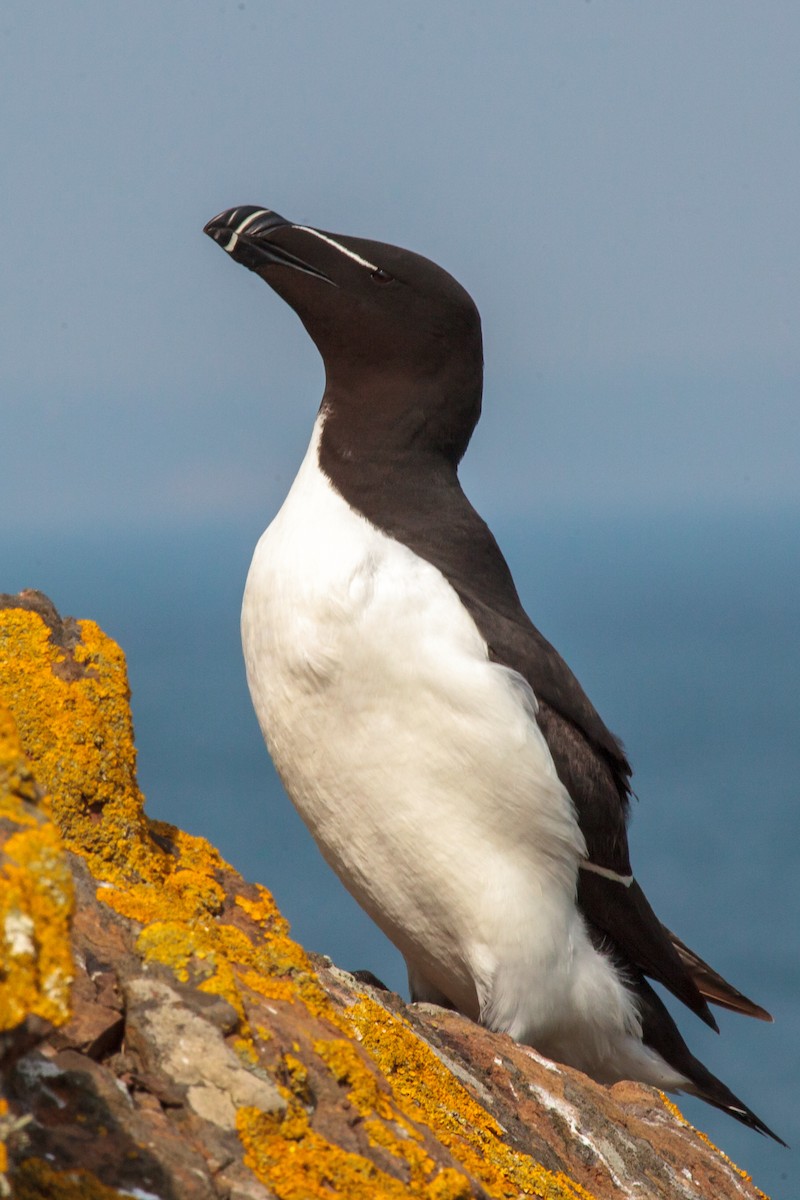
[0,592,770,1199]
[0,625,73,1039]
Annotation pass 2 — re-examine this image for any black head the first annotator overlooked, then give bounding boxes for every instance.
[204,205,483,465]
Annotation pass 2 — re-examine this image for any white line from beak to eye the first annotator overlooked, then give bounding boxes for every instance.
[291,225,379,272]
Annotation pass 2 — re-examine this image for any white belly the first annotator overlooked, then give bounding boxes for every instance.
[242,420,662,1080]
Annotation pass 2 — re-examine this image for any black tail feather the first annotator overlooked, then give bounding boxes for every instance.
[636,974,787,1146]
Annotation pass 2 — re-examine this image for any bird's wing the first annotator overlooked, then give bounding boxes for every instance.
[457,591,716,1027]
[452,585,632,857]
[364,475,755,1027]
[666,927,773,1021]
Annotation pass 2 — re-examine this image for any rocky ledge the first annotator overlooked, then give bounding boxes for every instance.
[0,591,769,1199]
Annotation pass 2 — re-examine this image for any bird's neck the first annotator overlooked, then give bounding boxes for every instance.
[320,368,481,469]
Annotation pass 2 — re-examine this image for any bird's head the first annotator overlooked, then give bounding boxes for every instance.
[204,205,483,464]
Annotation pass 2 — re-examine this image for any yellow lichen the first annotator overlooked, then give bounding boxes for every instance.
[130,902,346,1052]
[234,1036,260,1066]
[0,603,675,1200]
[0,823,73,1030]
[0,699,73,1031]
[313,1033,437,1185]
[135,920,214,982]
[424,1171,474,1200]
[0,703,41,815]
[314,1037,396,1121]
[241,1004,598,1200]
[0,609,284,1053]
[280,1052,315,1106]
[344,996,598,1200]
[0,610,153,881]
[102,865,226,926]
[0,602,337,1059]
[236,885,291,934]
[237,1103,462,1200]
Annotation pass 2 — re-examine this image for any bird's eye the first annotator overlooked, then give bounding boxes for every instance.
[371,268,394,284]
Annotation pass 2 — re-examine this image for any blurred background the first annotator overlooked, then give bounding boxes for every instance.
[3,3,798,1193]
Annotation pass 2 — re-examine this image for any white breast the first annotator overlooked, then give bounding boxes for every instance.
[242,416,655,1077]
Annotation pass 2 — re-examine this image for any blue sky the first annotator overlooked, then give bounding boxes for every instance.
[3,1,798,531]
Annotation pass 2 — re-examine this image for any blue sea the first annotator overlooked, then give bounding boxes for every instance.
[7,509,798,1197]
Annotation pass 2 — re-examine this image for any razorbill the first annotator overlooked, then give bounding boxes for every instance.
[203,204,782,1143]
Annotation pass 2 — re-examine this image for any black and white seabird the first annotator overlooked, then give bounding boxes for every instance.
[204,204,782,1143]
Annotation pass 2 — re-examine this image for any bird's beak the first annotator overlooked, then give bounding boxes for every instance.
[203,206,336,284]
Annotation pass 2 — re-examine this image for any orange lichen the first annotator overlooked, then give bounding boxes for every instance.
[312,1033,437,1187]
[280,1051,315,1106]
[236,885,290,932]
[0,699,73,1031]
[1,603,602,1199]
[237,1103,466,1200]
[0,702,41,815]
[0,1097,8,1179]
[0,607,332,1059]
[344,996,598,1200]
[1,605,343,1055]
[0,822,73,1030]
[242,1005,598,1200]
[5,602,748,1200]
[101,862,226,927]
[0,610,153,880]
[314,1037,396,1121]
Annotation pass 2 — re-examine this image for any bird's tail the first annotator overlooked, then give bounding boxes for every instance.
[636,973,786,1145]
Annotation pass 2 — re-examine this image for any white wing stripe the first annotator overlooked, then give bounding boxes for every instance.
[581,861,634,887]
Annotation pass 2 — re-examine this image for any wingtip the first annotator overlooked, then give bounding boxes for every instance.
[683,1066,786,1146]
[738,1108,788,1148]
[686,1056,787,1146]
[665,927,775,1022]
[638,975,785,1145]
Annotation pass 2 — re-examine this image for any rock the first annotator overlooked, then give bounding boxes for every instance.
[0,591,771,1199]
